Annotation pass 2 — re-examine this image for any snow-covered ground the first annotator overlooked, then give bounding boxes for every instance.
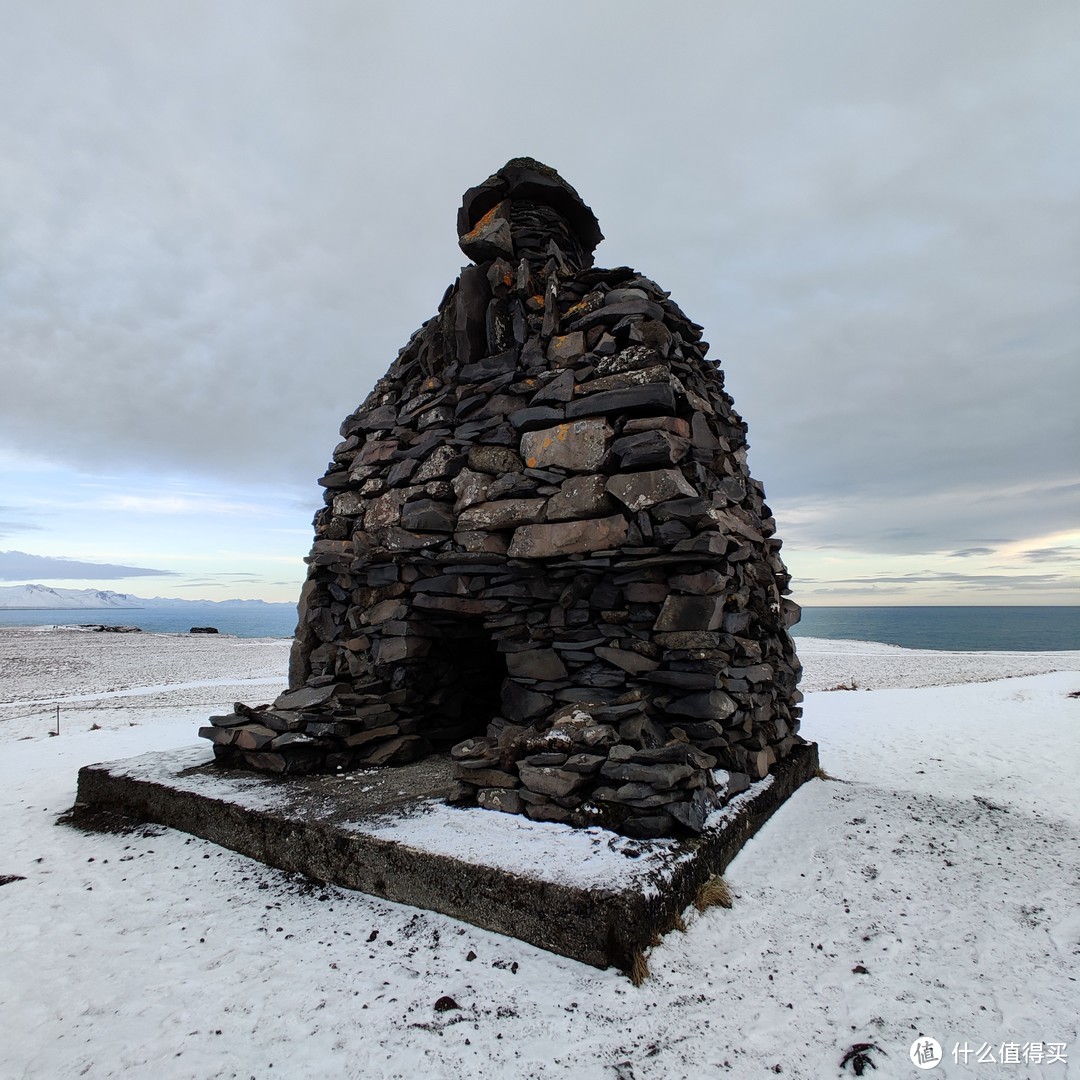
[1,629,1078,1079]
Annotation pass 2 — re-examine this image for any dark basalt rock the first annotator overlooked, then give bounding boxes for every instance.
[202,158,804,838]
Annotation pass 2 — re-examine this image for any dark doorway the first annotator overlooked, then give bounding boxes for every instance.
[423,622,506,746]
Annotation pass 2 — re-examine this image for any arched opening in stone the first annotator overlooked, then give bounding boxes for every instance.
[422,621,506,747]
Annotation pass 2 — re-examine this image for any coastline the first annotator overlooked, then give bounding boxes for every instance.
[4,625,1079,704]
[794,635,1080,691]
[4,602,1080,650]
[0,628,290,741]
[4,625,1079,700]
[791,604,1080,652]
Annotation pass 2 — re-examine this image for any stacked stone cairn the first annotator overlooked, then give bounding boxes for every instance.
[201,158,804,838]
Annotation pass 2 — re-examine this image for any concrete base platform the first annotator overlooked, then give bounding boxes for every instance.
[72,741,819,973]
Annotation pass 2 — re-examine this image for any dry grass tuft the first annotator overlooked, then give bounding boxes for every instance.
[672,911,687,933]
[629,950,649,986]
[814,766,840,782]
[695,875,733,911]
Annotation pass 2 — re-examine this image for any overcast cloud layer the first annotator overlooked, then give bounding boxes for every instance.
[1,0,1077,603]
[0,550,175,581]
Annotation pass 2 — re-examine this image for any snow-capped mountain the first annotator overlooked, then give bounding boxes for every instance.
[0,584,276,610]
[0,585,142,609]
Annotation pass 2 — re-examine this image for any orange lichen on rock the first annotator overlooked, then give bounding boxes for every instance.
[462,203,502,243]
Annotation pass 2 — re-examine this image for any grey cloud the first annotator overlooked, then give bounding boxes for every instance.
[0,509,42,538]
[0,550,178,581]
[1022,546,1080,563]
[0,1,1077,574]
[947,548,996,558]
[817,570,1072,591]
[804,585,910,597]
[777,477,1079,557]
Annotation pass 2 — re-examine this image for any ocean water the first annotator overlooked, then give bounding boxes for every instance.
[0,603,298,639]
[792,606,1080,652]
[2,603,1077,652]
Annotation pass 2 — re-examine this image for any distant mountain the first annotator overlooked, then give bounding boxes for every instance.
[0,584,285,610]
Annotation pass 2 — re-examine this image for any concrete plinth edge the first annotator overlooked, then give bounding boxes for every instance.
[70,741,819,974]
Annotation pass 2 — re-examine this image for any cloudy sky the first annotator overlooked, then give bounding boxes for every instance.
[2,0,1077,605]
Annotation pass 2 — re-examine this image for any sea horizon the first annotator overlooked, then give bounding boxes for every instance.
[0,602,1078,651]
[791,604,1080,653]
[0,602,298,639]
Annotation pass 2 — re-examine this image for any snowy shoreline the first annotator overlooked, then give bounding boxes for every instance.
[0,628,290,740]
[3,625,1078,709]
[794,635,1080,691]
[1,631,1078,1078]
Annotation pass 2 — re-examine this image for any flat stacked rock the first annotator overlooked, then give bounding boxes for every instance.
[202,158,804,838]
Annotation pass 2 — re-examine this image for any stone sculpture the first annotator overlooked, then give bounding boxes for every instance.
[201,158,804,838]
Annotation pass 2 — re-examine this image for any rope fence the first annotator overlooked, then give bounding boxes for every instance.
[1,695,286,727]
